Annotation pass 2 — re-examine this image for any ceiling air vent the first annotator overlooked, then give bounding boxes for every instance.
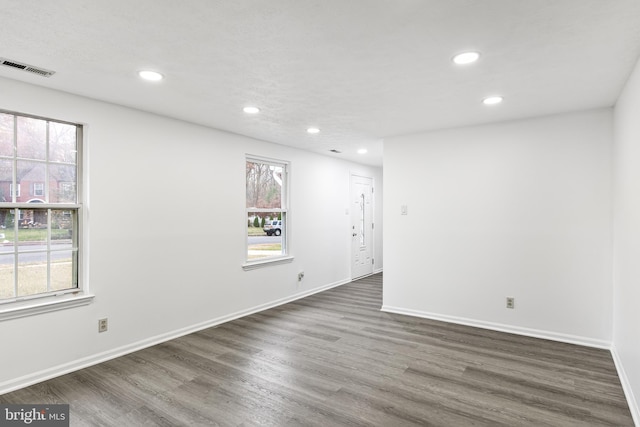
[0,58,55,77]
[329,149,342,154]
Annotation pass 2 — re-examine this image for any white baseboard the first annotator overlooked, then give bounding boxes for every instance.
[611,345,640,426]
[373,267,383,274]
[354,269,383,280]
[0,278,351,395]
[380,305,611,349]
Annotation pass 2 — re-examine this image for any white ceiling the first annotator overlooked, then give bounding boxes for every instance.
[2,0,640,166]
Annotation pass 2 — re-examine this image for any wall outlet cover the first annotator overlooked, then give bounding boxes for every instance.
[98,318,108,333]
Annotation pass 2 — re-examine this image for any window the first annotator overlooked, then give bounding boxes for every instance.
[33,182,44,197]
[359,193,365,246]
[245,157,290,267]
[0,110,85,315]
[9,183,20,198]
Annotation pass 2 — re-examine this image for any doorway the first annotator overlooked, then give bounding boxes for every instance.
[351,174,374,279]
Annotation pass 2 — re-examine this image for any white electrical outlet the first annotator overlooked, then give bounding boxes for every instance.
[298,271,305,282]
[506,297,515,309]
[98,318,108,333]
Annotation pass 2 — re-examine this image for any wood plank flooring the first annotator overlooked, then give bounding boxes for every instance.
[1,274,634,426]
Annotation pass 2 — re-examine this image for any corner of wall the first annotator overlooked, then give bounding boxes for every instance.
[611,344,640,426]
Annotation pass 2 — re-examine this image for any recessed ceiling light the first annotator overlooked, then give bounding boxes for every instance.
[307,127,320,134]
[138,70,164,81]
[482,96,503,105]
[357,148,368,154]
[452,51,480,65]
[243,106,260,114]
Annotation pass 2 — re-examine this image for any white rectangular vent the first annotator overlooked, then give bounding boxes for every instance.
[0,58,55,77]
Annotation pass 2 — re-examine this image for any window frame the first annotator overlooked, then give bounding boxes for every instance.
[0,109,91,321]
[243,155,293,270]
[33,182,45,197]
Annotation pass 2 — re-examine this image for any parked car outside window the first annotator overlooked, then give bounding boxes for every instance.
[263,220,282,236]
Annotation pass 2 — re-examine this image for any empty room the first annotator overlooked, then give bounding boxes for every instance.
[1,1,640,425]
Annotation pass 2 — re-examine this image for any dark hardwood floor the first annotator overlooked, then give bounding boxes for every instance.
[1,273,634,426]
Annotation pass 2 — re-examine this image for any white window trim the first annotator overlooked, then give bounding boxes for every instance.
[244,155,292,269]
[242,255,294,271]
[0,292,94,321]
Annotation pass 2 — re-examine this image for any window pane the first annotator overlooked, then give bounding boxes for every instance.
[49,121,77,164]
[0,208,13,247]
[17,251,47,297]
[246,161,283,209]
[360,193,365,247]
[51,209,75,292]
[17,208,48,238]
[0,158,13,202]
[17,116,46,160]
[0,113,14,157]
[17,160,46,203]
[51,209,74,241]
[0,254,15,300]
[0,208,13,236]
[49,164,77,203]
[247,212,283,260]
[0,209,16,299]
[51,250,75,291]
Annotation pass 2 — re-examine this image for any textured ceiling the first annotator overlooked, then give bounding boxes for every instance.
[2,0,640,166]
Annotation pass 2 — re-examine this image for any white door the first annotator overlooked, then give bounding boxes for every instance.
[351,175,374,279]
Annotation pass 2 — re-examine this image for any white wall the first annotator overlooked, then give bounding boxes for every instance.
[383,110,613,347]
[613,55,640,423]
[0,77,382,392]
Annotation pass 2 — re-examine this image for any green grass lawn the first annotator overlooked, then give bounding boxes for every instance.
[247,226,267,236]
[0,228,72,242]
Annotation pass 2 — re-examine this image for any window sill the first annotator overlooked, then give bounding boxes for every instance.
[242,256,294,271]
[0,293,94,322]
